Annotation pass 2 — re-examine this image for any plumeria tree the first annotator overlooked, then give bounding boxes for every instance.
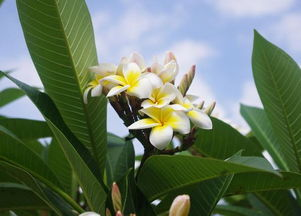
[2,0,301,216]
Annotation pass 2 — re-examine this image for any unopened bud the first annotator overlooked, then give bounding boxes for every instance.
[111,182,122,212]
[79,212,100,216]
[115,211,123,216]
[169,195,190,216]
[164,51,177,64]
[106,208,112,216]
[197,100,205,109]
[178,65,196,96]
[205,101,216,115]
[129,214,136,216]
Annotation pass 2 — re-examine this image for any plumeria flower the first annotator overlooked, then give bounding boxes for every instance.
[171,91,212,130]
[102,62,156,98]
[128,106,190,150]
[151,51,179,83]
[141,83,178,109]
[79,212,100,216]
[83,63,117,104]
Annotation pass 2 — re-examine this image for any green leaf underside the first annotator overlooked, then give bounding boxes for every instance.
[0,88,25,107]
[16,0,107,175]
[252,31,301,172]
[213,205,265,216]
[1,72,107,212]
[137,155,277,200]
[195,117,259,159]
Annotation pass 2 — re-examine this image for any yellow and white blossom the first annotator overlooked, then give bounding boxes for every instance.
[169,195,190,216]
[79,212,100,216]
[128,106,190,150]
[171,91,212,130]
[102,62,154,98]
[83,63,117,104]
[141,83,178,108]
[151,51,179,83]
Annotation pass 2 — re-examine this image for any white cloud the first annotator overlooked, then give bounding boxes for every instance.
[210,0,295,17]
[240,80,262,107]
[270,13,301,52]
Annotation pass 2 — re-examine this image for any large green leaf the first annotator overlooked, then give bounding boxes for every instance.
[252,31,301,172]
[16,0,107,175]
[0,125,61,188]
[226,171,301,195]
[0,88,25,107]
[137,155,277,200]
[213,205,264,216]
[0,118,52,141]
[0,161,81,215]
[0,183,48,211]
[2,72,107,213]
[194,117,259,159]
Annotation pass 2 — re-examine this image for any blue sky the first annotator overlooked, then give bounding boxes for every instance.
[1,0,301,136]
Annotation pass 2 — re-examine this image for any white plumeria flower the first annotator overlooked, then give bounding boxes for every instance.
[151,51,179,83]
[83,63,117,104]
[79,212,100,216]
[141,83,178,109]
[171,91,212,130]
[128,106,190,150]
[102,62,155,98]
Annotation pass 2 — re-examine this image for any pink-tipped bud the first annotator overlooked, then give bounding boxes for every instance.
[164,51,177,64]
[178,65,196,96]
[169,195,190,216]
[115,211,123,216]
[106,208,112,216]
[111,182,122,212]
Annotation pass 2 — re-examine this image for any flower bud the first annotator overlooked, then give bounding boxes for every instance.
[178,65,196,96]
[129,214,136,216]
[204,101,216,115]
[79,212,100,216]
[106,208,112,216]
[115,211,123,216]
[164,51,177,64]
[111,182,122,212]
[197,100,205,109]
[169,194,190,216]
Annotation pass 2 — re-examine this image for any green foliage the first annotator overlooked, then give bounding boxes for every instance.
[0,88,25,107]
[16,0,107,176]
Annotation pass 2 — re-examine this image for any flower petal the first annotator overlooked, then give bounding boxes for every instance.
[159,60,178,83]
[141,72,163,89]
[164,51,177,64]
[187,109,212,129]
[107,85,129,97]
[166,111,190,134]
[101,75,126,85]
[89,63,117,76]
[170,104,189,112]
[141,99,156,108]
[91,84,102,97]
[150,125,173,150]
[127,78,152,98]
[129,52,146,70]
[185,94,199,103]
[139,107,161,123]
[128,118,160,130]
[158,83,177,102]
[83,86,93,104]
[123,62,141,83]
[151,62,164,74]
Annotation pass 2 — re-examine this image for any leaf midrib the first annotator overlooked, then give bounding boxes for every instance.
[261,45,301,172]
[52,0,101,169]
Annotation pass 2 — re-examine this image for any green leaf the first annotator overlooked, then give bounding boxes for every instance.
[44,139,73,195]
[0,125,61,188]
[0,183,48,211]
[137,155,277,200]
[0,118,52,141]
[1,72,107,213]
[194,117,257,159]
[16,0,107,175]
[250,190,301,216]
[213,205,265,216]
[0,88,25,107]
[0,161,81,215]
[252,31,301,172]
[226,171,301,195]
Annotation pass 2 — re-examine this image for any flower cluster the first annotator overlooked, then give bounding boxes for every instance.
[84,52,213,150]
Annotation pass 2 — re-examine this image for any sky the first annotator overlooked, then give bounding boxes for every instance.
[1,0,301,139]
